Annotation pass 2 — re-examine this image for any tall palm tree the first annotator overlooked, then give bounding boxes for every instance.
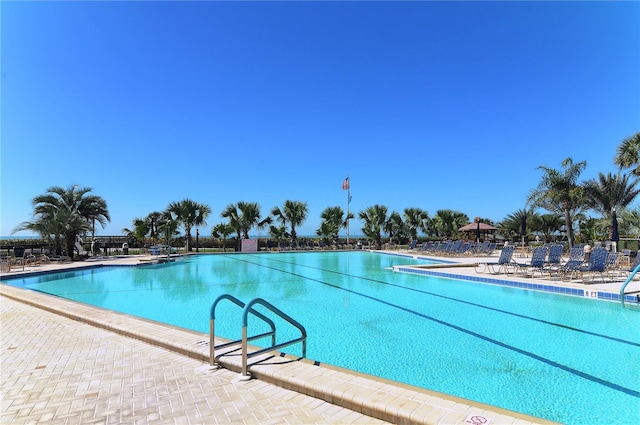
[271,200,308,243]
[403,207,429,242]
[157,211,179,245]
[317,206,352,244]
[614,132,640,176]
[359,204,388,249]
[13,185,110,257]
[167,199,211,252]
[221,202,271,251]
[530,213,564,242]
[583,172,640,218]
[146,211,163,242]
[528,157,587,249]
[268,224,288,248]
[211,222,235,252]
[498,208,537,242]
[432,209,468,238]
[122,217,150,246]
[384,211,406,245]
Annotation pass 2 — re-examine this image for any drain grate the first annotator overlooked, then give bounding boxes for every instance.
[194,340,209,347]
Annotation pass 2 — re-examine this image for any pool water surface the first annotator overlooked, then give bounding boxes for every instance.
[4,251,639,424]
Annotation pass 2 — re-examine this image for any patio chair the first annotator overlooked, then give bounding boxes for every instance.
[484,242,497,256]
[576,248,609,283]
[474,245,515,274]
[473,241,489,255]
[514,246,548,277]
[558,246,585,279]
[444,240,463,256]
[543,244,564,278]
[621,253,640,280]
[426,241,440,253]
[454,241,472,256]
[603,251,620,277]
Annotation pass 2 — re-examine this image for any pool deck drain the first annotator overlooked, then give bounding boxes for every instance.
[0,253,580,424]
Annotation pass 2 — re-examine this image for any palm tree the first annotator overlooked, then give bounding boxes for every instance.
[583,172,640,218]
[157,211,179,246]
[614,132,640,176]
[432,209,468,238]
[221,202,271,251]
[146,211,163,242]
[211,222,235,252]
[530,213,564,242]
[271,200,308,243]
[83,196,110,239]
[619,207,640,237]
[403,207,429,242]
[528,158,587,249]
[122,217,150,246]
[359,204,388,249]
[13,185,110,257]
[167,199,211,252]
[384,211,406,245]
[268,224,288,248]
[498,208,537,242]
[317,206,352,244]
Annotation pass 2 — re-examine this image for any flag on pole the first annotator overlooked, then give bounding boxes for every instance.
[342,177,350,190]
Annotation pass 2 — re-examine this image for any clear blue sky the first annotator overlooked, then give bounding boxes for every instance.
[2,1,639,238]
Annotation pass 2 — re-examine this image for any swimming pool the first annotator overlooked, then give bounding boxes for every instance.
[4,251,639,424]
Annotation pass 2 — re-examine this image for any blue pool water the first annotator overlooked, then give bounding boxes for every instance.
[3,251,639,424]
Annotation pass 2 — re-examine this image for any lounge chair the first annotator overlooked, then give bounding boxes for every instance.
[542,244,564,278]
[475,245,515,274]
[487,242,497,255]
[545,245,564,267]
[604,252,621,280]
[514,246,548,277]
[472,241,489,256]
[575,248,609,283]
[558,246,586,280]
[444,240,462,256]
[454,242,472,256]
[406,240,418,251]
[426,241,440,253]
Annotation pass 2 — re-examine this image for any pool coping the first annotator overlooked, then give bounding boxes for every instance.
[0,283,556,425]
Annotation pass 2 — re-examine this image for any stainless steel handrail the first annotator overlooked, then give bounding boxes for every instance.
[620,263,640,306]
[241,297,307,377]
[209,294,276,367]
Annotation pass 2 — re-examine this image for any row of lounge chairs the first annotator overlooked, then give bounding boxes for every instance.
[475,244,638,283]
[0,252,71,272]
[407,240,497,257]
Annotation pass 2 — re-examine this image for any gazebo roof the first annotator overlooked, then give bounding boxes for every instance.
[458,222,497,232]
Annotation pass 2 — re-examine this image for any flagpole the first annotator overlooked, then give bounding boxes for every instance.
[347,181,350,245]
[342,176,351,246]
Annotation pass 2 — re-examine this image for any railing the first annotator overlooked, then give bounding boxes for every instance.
[241,298,307,378]
[620,263,640,306]
[209,294,307,378]
[209,294,276,367]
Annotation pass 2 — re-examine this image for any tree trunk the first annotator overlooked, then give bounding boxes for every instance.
[564,207,574,249]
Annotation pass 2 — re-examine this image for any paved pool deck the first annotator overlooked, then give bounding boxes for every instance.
[4,249,628,424]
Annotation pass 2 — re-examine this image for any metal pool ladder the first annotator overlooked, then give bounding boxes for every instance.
[620,263,640,307]
[209,294,307,378]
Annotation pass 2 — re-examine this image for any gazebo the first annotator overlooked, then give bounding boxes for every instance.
[458,222,497,241]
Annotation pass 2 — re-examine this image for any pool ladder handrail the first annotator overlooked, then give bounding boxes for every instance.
[620,263,640,305]
[240,297,307,378]
[209,295,307,378]
[209,294,276,367]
